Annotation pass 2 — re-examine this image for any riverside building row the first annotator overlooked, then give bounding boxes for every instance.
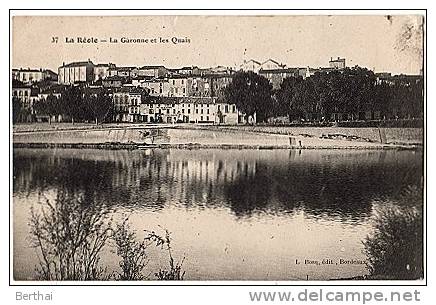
[12,57,421,124]
[55,57,347,87]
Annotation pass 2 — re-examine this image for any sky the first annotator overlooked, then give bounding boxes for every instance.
[12,14,424,75]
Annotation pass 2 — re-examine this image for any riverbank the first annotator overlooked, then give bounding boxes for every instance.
[13,142,420,150]
[13,124,423,150]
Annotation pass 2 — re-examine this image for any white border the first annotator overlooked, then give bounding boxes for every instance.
[6,7,428,292]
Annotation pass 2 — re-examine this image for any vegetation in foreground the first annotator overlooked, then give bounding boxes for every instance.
[29,192,185,281]
[363,185,423,280]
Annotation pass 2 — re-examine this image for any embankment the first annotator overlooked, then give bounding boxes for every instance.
[209,126,423,145]
[13,125,423,150]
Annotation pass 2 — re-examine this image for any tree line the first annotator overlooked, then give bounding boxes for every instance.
[32,86,113,124]
[225,67,423,123]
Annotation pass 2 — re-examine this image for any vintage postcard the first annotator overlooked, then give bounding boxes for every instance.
[11,13,425,283]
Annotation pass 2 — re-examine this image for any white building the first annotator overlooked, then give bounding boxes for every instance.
[139,97,243,124]
[239,59,262,73]
[94,63,115,81]
[58,60,95,84]
[12,68,57,84]
[259,59,286,71]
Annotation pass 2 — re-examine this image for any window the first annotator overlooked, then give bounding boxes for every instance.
[149,109,154,114]
[172,80,175,85]
[182,109,185,114]
[188,109,191,114]
[201,109,203,114]
[206,116,209,121]
[225,105,229,113]
[207,109,210,114]
[201,116,203,121]
[196,109,198,114]
[232,105,236,113]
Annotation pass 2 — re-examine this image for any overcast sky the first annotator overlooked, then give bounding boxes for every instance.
[12,14,424,75]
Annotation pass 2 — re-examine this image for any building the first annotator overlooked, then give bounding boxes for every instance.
[209,74,233,100]
[168,75,189,97]
[12,68,57,84]
[58,60,95,84]
[132,66,169,78]
[112,87,146,122]
[173,66,201,76]
[239,59,262,73]
[186,76,213,97]
[102,75,123,88]
[38,84,64,100]
[94,63,115,81]
[108,66,136,78]
[139,96,245,124]
[259,68,300,89]
[329,57,346,69]
[141,79,171,97]
[259,59,286,70]
[206,66,235,75]
[12,85,32,108]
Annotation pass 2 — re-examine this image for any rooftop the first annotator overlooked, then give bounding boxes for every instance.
[259,68,300,73]
[60,61,94,68]
[137,65,167,70]
[145,96,217,105]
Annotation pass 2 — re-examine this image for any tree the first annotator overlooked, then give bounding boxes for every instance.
[60,85,84,124]
[33,94,60,124]
[292,79,319,121]
[308,67,377,121]
[224,71,273,123]
[12,97,22,124]
[12,97,32,123]
[275,76,305,121]
[84,88,113,125]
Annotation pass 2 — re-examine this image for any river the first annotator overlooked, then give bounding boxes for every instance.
[12,148,423,280]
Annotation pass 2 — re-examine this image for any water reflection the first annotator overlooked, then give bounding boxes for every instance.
[14,148,422,221]
[13,148,423,280]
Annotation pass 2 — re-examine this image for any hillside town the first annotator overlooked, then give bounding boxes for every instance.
[12,57,423,125]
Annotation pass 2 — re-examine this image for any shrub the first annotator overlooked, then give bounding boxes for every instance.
[112,219,149,280]
[363,186,423,279]
[145,229,185,280]
[29,192,112,280]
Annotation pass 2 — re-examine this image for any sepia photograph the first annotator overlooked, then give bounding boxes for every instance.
[10,12,425,283]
